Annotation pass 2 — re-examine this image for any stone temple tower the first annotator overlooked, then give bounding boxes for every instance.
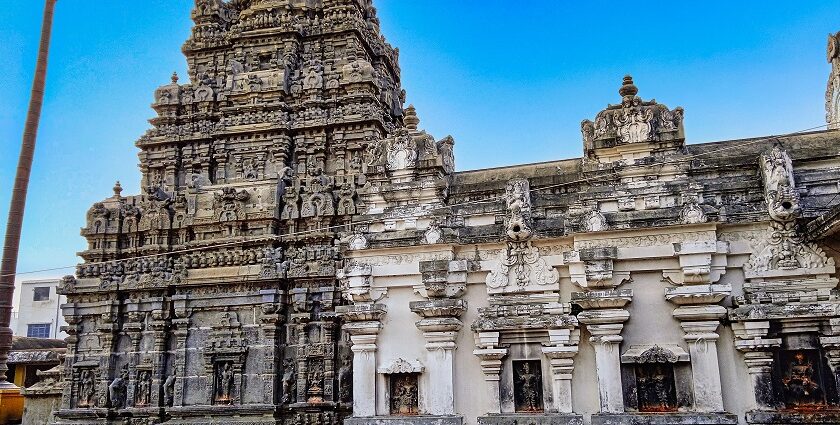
[54,1,424,424]
[827,31,840,129]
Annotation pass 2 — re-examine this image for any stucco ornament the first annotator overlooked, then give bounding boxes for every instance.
[347,232,368,251]
[582,210,608,232]
[760,144,801,222]
[827,31,840,129]
[386,129,417,171]
[744,145,835,275]
[580,75,684,159]
[680,200,707,225]
[487,178,559,293]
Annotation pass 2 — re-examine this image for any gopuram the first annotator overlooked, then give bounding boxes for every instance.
[51,1,840,425]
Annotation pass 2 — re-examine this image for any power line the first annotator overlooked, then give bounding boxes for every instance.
[4,123,834,278]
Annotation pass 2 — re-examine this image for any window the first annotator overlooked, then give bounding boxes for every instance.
[27,323,51,338]
[32,287,50,301]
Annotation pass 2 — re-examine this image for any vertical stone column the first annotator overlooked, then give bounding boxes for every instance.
[424,333,457,415]
[568,247,631,414]
[541,341,578,413]
[681,320,724,412]
[820,335,840,399]
[585,323,627,413]
[337,262,387,418]
[411,259,468,416]
[473,338,507,415]
[733,321,781,410]
[343,317,384,417]
[664,240,732,413]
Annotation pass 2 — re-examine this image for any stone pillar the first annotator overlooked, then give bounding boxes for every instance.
[733,321,781,410]
[665,240,731,413]
[587,323,626,413]
[681,321,724,412]
[473,346,507,415]
[348,329,380,417]
[542,344,577,413]
[411,260,468,417]
[336,263,386,418]
[338,304,385,417]
[568,247,631,414]
[424,331,458,415]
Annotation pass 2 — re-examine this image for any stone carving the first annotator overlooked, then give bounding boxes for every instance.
[380,358,424,374]
[386,129,417,171]
[487,178,559,293]
[78,369,96,408]
[389,374,419,415]
[760,145,801,222]
[486,241,559,292]
[108,367,128,409]
[828,31,840,129]
[215,362,234,404]
[135,370,151,407]
[581,75,684,159]
[582,210,608,232]
[282,358,296,404]
[513,360,544,413]
[163,369,176,407]
[680,199,707,225]
[744,220,835,273]
[504,179,533,241]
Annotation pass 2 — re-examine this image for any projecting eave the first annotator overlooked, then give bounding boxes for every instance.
[808,203,840,242]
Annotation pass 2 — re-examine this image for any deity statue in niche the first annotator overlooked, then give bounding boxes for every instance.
[780,350,825,408]
[163,368,177,407]
[513,360,544,413]
[215,362,234,404]
[78,369,96,407]
[635,363,678,412]
[281,358,296,404]
[135,370,152,407]
[389,374,419,415]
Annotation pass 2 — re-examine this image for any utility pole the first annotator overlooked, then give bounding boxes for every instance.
[0,1,58,421]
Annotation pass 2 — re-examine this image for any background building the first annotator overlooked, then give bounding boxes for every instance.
[14,279,67,340]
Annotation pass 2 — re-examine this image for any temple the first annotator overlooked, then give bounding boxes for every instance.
[50,2,840,425]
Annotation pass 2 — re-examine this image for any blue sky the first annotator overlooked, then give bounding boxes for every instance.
[1,1,839,283]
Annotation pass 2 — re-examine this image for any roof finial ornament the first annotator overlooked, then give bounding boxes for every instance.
[619,75,638,99]
[171,72,179,84]
[404,104,419,131]
[113,181,123,197]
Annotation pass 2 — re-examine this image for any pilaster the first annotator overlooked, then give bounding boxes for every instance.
[571,248,631,415]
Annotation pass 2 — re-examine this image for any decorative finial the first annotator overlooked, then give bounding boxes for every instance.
[113,181,123,197]
[404,104,419,131]
[171,72,179,84]
[618,75,638,98]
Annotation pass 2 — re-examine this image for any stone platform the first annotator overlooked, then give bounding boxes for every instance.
[345,416,463,425]
[478,413,584,425]
[591,413,738,425]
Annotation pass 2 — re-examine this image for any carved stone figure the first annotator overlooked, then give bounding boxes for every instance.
[108,367,128,409]
[135,370,151,407]
[163,369,177,407]
[215,363,234,404]
[282,358,296,404]
[78,369,96,408]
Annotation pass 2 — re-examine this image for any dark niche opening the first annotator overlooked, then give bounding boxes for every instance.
[214,361,235,405]
[635,363,678,412]
[389,373,419,415]
[513,360,544,413]
[776,349,829,409]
